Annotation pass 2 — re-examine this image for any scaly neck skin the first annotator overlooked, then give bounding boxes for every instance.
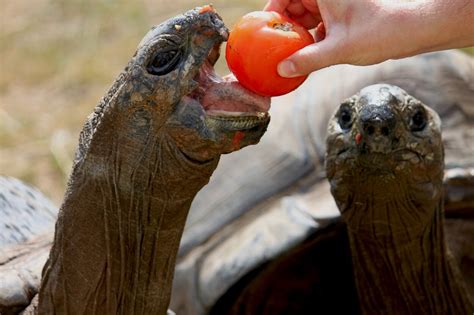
[38,92,218,314]
[342,177,471,314]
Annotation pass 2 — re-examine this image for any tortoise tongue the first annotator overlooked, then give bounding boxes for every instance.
[198,62,271,113]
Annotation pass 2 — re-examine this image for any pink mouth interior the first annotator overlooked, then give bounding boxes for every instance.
[189,60,271,114]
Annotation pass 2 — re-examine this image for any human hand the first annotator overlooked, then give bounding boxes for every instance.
[265,0,398,77]
[265,0,474,78]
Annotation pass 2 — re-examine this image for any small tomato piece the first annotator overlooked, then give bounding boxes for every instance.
[226,11,315,97]
[199,4,215,14]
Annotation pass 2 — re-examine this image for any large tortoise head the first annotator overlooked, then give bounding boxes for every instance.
[326,84,444,241]
[78,6,270,168]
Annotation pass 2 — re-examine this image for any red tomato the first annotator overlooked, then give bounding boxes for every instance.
[225,11,315,97]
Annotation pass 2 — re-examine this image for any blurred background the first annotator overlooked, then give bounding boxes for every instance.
[0,0,266,204]
[0,1,473,205]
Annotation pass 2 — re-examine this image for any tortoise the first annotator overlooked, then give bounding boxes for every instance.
[1,7,473,315]
[169,50,474,314]
[0,6,270,314]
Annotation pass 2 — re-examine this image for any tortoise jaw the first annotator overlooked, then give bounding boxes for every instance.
[168,6,270,158]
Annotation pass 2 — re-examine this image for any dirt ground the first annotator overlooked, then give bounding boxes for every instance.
[0,0,266,204]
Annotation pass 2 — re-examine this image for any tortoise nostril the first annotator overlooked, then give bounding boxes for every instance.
[360,104,396,139]
[363,123,392,137]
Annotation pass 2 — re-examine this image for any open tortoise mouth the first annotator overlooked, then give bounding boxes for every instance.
[185,41,271,124]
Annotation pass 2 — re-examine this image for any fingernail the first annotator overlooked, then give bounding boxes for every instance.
[278,60,297,78]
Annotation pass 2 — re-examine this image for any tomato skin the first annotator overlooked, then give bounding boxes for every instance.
[226,11,315,97]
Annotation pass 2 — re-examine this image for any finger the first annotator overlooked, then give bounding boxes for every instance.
[292,11,321,29]
[315,22,326,41]
[264,0,292,13]
[302,0,320,15]
[287,2,306,17]
[277,39,343,77]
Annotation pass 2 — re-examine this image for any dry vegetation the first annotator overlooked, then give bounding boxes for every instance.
[0,0,266,204]
[0,1,473,205]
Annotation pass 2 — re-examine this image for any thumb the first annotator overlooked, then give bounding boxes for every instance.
[277,39,342,77]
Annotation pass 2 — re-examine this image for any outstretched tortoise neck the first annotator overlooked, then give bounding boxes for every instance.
[344,177,469,314]
[39,79,217,314]
[326,84,472,314]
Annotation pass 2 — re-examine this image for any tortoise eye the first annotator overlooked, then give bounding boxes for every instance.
[147,49,182,75]
[337,105,353,131]
[410,109,427,132]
